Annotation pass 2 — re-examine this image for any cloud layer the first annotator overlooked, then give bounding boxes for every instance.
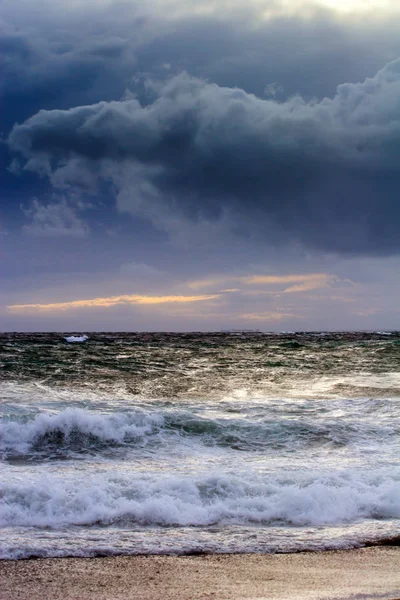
[2,0,400,330]
[8,293,220,312]
[8,59,400,253]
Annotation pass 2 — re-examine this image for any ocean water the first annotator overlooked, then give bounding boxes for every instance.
[1,331,399,559]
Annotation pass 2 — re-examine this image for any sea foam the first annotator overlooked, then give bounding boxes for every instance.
[64,335,89,343]
[2,404,398,460]
[0,408,164,456]
[1,469,400,530]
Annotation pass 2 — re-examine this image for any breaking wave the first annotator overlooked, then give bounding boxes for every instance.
[1,333,400,559]
[1,470,400,530]
[1,406,397,459]
[0,408,164,457]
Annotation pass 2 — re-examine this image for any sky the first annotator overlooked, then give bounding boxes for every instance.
[1,0,400,331]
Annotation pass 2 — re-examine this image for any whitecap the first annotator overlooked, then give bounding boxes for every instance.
[64,335,89,343]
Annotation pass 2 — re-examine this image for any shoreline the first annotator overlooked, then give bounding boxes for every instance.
[1,546,400,600]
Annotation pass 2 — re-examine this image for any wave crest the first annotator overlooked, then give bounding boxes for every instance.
[2,405,398,459]
[1,471,400,529]
[1,408,163,456]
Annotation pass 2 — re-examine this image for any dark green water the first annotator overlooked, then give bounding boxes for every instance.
[1,332,399,558]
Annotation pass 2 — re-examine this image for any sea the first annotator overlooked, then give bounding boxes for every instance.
[1,331,399,559]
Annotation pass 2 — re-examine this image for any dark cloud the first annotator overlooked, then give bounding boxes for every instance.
[2,0,400,133]
[3,0,400,236]
[3,0,400,331]
[8,59,400,254]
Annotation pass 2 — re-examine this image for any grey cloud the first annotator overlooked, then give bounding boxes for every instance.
[8,59,400,254]
[2,0,400,132]
[3,0,400,235]
[23,199,89,238]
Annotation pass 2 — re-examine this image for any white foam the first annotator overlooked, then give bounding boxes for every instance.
[64,335,88,343]
[0,408,164,455]
[1,469,399,530]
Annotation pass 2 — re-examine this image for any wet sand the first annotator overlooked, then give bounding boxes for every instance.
[1,547,400,600]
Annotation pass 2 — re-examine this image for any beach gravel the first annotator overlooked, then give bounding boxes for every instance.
[1,547,400,600]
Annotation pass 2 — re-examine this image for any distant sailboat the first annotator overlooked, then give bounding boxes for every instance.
[64,335,89,343]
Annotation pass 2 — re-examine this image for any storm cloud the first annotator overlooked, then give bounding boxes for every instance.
[8,59,400,253]
[3,0,400,330]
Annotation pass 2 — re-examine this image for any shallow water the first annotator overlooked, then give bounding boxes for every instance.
[1,332,399,558]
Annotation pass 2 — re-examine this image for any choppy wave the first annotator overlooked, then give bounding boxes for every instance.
[1,332,400,559]
[1,331,400,400]
[2,406,397,459]
[2,470,400,530]
[0,408,164,457]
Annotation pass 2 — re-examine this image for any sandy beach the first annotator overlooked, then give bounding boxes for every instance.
[1,547,400,600]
